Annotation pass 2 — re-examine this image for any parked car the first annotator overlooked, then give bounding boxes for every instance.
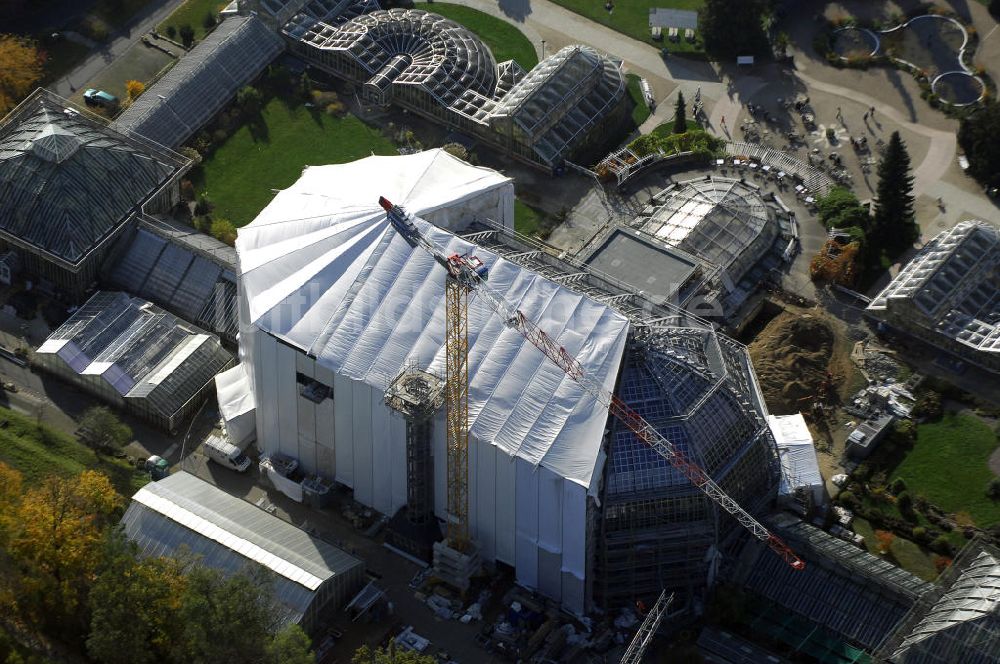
[83,89,118,107]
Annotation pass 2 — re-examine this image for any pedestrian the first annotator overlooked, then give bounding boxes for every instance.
[721,115,726,126]
[869,105,875,117]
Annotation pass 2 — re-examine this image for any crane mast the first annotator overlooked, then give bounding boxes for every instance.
[620,590,674,664]
[377,197,805,571]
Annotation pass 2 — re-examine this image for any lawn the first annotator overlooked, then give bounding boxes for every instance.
[853,517,940,581]
[418,2,539,70]
[650,118,702,137]
[626,74,650,126]
[193,98,397,226]
[0,407,147,497]
[158,0,232,43]
[548,0,704,51]
[514,199,549,237]
[890,413,1000,527]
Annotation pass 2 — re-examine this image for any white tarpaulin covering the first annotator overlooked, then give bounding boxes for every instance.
[215,364,256,447]
[238,154,625,489]
[768,414,823,502]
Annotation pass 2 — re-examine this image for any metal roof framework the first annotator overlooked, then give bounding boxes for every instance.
[869,220,999,356]
[633,178,779,287]
[0,90,184,266]
[122,471,363,625]
[36,291,232,419]
[111,16,284,148]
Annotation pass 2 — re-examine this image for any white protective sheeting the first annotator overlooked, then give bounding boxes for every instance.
[238,160,627,489]
[768,414,824,502]
[215,364,256,447]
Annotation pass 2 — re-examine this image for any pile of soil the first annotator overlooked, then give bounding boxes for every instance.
[749,312,837,414]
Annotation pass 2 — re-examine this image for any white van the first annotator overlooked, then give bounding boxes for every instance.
[203,435,251,473]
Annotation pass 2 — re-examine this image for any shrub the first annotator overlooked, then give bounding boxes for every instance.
[194,192,213,216]
[178,146,202,166]
[441,142,469,161]
[179,24,195,48]
[179,179,195,202]
[210,218,237,245]
[913,390,943,420]
[988,478,1000,500]
[930,535,953,556]
[911,526,927,542]
[898,492,916,521]
[82,15,109,42]
[991,0,1000,20]
[891,477,907,495]
[324,101,346,116]
[202,12,217,30]
[236,85,262,116]
[837,490,858,509]
[165,25,177,40]
[125,79,145,103]
[875,530,895,554]
[933,555,952,573]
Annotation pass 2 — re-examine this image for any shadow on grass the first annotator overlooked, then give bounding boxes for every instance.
[247,110,270,144]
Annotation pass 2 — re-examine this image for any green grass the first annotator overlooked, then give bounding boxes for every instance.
[627,74,651,127]
[650,118,702,137]
[0,407,147,497]
[853,517,940,581]
[890,413,1000,527]
[418,2,539,69]
[158,0,231,43]
[193,98,396,226]
[548,0,704,50]
[514,199,548,236]
[91,0,158,30]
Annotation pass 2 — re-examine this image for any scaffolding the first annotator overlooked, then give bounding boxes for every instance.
[384,365,444,561]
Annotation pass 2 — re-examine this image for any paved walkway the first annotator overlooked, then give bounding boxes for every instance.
[52,0,185,97]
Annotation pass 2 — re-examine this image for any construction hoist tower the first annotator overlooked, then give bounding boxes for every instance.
[378,196,805,594]
[384,364,445,562]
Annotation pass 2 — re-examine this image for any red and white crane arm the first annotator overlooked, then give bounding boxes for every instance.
[378,197,805,571]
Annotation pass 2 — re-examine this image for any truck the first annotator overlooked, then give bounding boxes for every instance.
[203,435,251,473]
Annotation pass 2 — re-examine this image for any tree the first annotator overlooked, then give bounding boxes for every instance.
[698,0,769,60]
[87,534,188,664]
[179,24,195,48]
[235,85,262,116]
[210,218,237,246]
[897,491,915,520]
[816,187,870,231]
[875,529,895,554]
[353,644,436,664]
[6,470,122,635]
[266,625,314,664]
[958,100,1000,189]
[125,80,145,103]
[673,90,687,134]
[988,478,1000,500]
[78,406,132,455]
[991,0,1000,21]
[0,34,43,115]
[165,25,177,40]
[871,131,918,260]
[202,12,217,30]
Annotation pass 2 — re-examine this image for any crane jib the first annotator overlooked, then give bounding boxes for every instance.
[378,197,806,572]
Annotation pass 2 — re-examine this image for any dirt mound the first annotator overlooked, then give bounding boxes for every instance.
[749,312,837,415]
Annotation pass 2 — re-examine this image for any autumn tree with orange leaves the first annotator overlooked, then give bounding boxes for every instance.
[0,35,43,115]
[0,464,122,637]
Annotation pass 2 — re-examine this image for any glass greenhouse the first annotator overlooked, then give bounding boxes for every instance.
[633,177,779,290]
[282,8,627,171]
[112,16,284,149]
[35,291,234,432]
[0,90,186,297]
[123,471,365,630]
[868,220,999,373]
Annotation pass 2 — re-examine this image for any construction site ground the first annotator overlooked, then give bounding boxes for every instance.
[746,299,868,493]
